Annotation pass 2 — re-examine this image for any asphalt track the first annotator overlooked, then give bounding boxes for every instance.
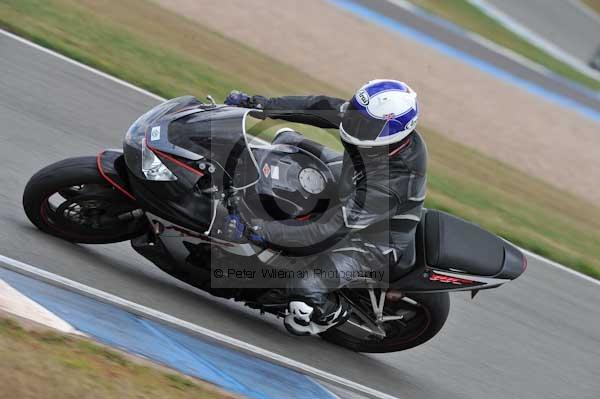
[1,32,600,399]
[485,0,600,63]
[352,0,600,113]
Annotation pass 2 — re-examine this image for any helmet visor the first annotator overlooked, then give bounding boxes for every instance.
[341,101,388,143]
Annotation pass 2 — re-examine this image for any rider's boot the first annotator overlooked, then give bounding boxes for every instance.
[284,294,351,336]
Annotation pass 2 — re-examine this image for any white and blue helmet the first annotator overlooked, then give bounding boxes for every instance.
[340,79,419,147]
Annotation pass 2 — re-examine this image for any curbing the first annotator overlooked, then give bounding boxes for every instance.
[0,253,397,399]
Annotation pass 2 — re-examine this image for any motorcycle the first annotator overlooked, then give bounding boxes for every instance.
[22,96,526,353]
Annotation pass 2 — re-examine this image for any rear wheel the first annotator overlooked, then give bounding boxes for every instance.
[23,156,147,244]
[320,292,450,353]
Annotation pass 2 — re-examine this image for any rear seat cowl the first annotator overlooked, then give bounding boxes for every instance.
[424,210,505,277]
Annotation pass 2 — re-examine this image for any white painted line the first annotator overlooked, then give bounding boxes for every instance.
[0,278,79,334]
[0,30,594,283]
[384,0,553,76]
[1,30,271,147]
[0,254,398,399]
[385,0,600,93]
[467,0,600,81]
[310,377,343,399]
[464,32,551,76]
[568,0,600,26]
[521,249,600,287]
[0,29,165,102]
[386,0,554,78]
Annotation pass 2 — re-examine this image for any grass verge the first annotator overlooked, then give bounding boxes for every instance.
[582,0,600,16]
[1,0,599,279]
[0,317,237,399]
[409,0,600,91]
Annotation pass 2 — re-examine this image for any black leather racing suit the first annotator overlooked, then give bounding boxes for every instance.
[254,95,428,310]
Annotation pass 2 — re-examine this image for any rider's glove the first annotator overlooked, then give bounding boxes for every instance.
[215,214,265,245]
[246,219,266,246]
[216,214,246,242]
[246,224,266,246]
[224,90,266,109]
[247,231,265,246]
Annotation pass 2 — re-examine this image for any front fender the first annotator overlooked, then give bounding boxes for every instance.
[96,150,136,201]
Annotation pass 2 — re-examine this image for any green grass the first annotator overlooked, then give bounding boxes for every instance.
[0,318,237,399]
[0,0,341,100]
[1,0,599,279]
[409,0,600,91]
[582,0,600,16]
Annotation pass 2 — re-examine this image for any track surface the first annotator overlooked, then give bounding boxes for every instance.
[1,33,600,399]
[354,0,600,113]
[485,0,600,63]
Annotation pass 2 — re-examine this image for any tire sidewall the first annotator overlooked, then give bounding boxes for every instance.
[320,292,450,353]
[23,156,145,244]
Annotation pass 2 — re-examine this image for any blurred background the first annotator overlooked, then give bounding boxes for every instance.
[1,1,599,398]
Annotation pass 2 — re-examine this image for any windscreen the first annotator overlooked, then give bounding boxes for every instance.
[165,107,260,189]
[124,97,260,189]
[124,96,201,153]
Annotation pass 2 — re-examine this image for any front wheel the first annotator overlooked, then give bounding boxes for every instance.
[320,292,450,353]
[23,156,147,244]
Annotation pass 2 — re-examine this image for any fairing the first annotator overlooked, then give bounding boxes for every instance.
[123,96,260,190]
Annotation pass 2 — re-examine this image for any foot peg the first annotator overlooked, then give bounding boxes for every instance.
[284,300,350,336]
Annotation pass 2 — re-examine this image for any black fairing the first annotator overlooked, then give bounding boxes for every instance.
[123,96,205,180]
[97,150,135,200]
[99,149,212,232]
[166,107,260,189]
[126,173,213,233]
[123,96,260,188]
[498,243,527,280]
[122,97,265,232]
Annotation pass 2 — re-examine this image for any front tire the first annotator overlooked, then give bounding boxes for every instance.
[320,292,450,353]
[23,156,146,244]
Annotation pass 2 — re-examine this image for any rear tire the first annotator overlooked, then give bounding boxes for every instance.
[23,156,146,244]
[320,292,450,353]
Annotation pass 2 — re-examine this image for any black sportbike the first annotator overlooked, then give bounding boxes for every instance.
[23,96,526,353]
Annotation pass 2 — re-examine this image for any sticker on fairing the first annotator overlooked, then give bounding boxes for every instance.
[262,163,271,177]
[271,165,279,180]
[150,126,161,141]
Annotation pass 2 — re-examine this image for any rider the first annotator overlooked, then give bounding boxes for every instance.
[221,79,427,335]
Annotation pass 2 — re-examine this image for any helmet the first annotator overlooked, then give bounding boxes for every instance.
[340,80,419,147]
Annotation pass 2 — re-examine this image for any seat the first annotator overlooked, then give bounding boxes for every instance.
[272,129,343,165]
[424,210,505,276]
